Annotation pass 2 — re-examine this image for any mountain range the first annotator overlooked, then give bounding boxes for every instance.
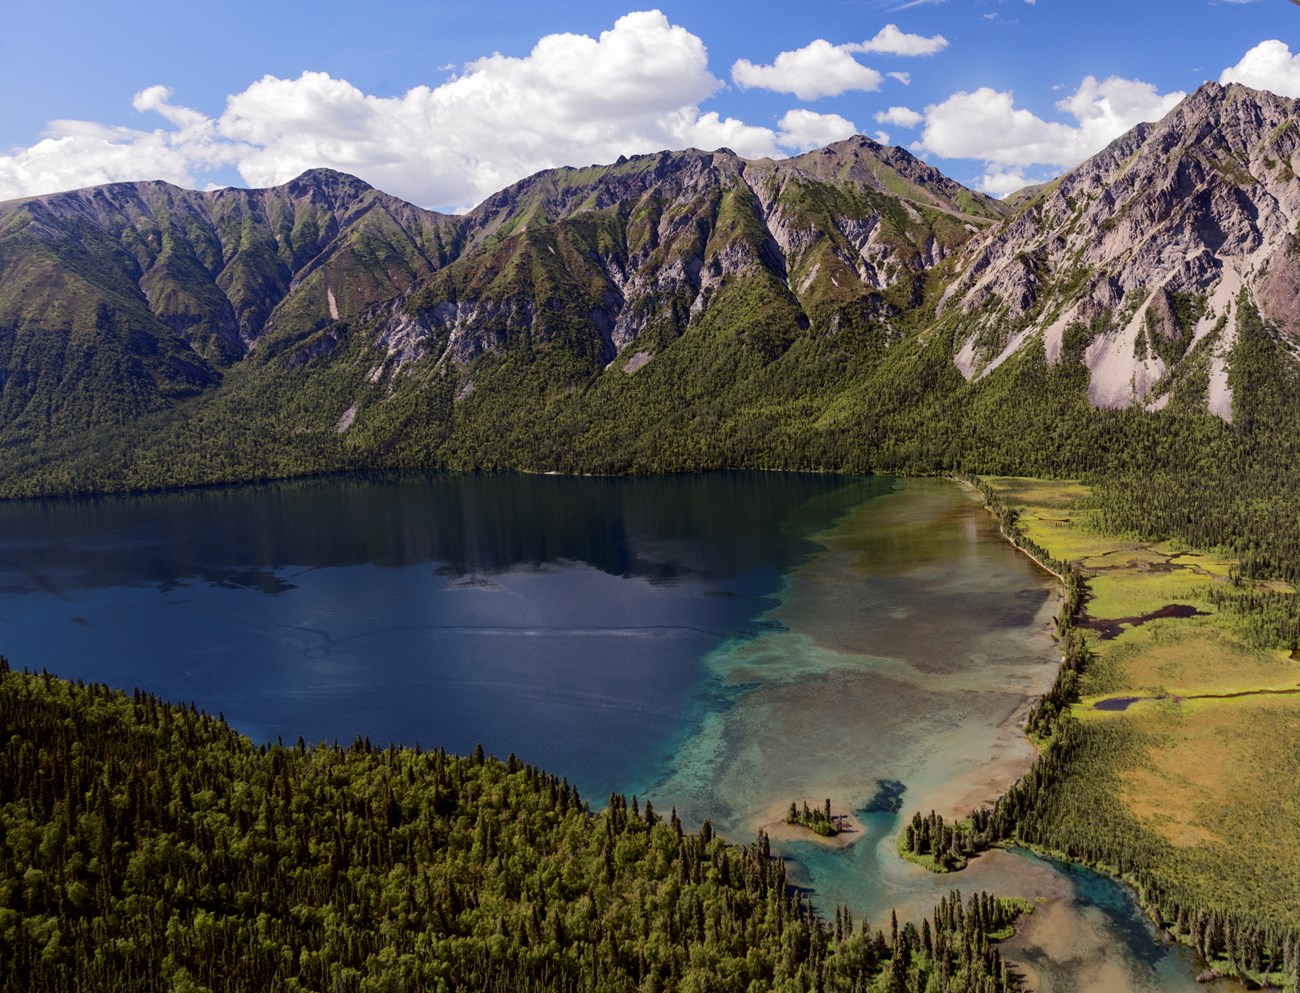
[0,80,1296,495]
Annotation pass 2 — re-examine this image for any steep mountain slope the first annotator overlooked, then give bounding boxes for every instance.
[3,82,1300,496]
[360,139,1004,383]
[942,81,1300,419]
[0,171,461,456]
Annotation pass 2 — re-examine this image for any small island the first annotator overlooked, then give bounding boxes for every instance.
[786,798,842,837]
[898,809,991,872]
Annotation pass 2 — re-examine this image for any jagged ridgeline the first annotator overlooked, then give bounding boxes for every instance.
[0,123,1009,493]
[0,661,1025,993]
[2,82,1299,497]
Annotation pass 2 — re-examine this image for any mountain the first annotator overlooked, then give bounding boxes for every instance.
[366,138,1002,387]
[0,81,1297,495]
[941,81,1300,419]
[0,136,1004,491]
[0,170,462,459]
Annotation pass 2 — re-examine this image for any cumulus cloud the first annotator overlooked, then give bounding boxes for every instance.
[977,166,1052,197]
[916,75,1185,182]
[0,130,201,201]
[774,109,859,151]
[730,24,943,100]
[0,11,844,208]
[220,11,737,205]
[875,105,924,128]
[1220,39,1300,98]
[850,24,947,57]
[732,40,883,100]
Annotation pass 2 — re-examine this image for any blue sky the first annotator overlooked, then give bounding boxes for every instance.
[0,1,1294,208]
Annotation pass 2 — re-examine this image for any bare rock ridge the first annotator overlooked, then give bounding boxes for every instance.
[366,137,1004,378]
[943,81,1300,420]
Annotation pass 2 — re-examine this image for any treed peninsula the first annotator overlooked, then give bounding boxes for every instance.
[0,661,1025,992]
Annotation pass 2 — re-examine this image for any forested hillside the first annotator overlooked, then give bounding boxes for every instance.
[0,660,1026,993]
[1,85,1297,534]
[0,134,1005,496]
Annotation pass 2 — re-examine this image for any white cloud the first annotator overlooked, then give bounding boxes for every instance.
[775,109,859,151]
[220,11,736,205]
[875,105,924,128]
[732,40,883,100]
[668,110,783,159]
[978,166,1052,198]
[1220,39,1300,98]
[730,24,944,100]
[0,11,846,209]
[132,85,208,130]
[0,131,201,201]
[850,24,948,57]
[887,71,912,85]
[916,75,1185,183]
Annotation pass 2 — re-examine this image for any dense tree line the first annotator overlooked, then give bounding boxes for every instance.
[0,659,1030,993]
[899,812,990,873]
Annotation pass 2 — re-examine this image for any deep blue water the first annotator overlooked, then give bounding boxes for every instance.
[0,470,882,799]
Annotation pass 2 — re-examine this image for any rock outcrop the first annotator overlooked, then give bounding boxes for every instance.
[943,81,1300,420]
[364,139,1003,379]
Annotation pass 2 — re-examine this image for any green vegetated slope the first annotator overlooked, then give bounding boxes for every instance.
[0,170,462,489]
[0,136,1006,495]
[0,661,1027,993]
[6,80,1300,991]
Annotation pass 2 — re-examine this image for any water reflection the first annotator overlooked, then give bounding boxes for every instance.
[0,471,879,593]
[0,471,878,794]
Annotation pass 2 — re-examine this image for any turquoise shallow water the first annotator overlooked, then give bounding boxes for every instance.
[0,471,1223,990]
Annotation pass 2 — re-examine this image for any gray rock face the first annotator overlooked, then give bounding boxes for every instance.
[943,82,1300,420]
[370,139,1003,376]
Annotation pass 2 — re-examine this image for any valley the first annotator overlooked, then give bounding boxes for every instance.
[2,76,1300,992]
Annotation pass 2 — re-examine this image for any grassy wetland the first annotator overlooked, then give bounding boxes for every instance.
[977,476,1300,989]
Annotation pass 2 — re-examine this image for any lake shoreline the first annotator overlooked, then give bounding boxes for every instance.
[964,477,1256,993]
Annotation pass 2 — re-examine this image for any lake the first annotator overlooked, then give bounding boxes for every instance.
[0,471,1221,990]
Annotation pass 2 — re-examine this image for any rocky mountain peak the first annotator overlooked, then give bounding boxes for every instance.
[943,80,1300,420]
[275,168,381,212]
[782,136,1006,221]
